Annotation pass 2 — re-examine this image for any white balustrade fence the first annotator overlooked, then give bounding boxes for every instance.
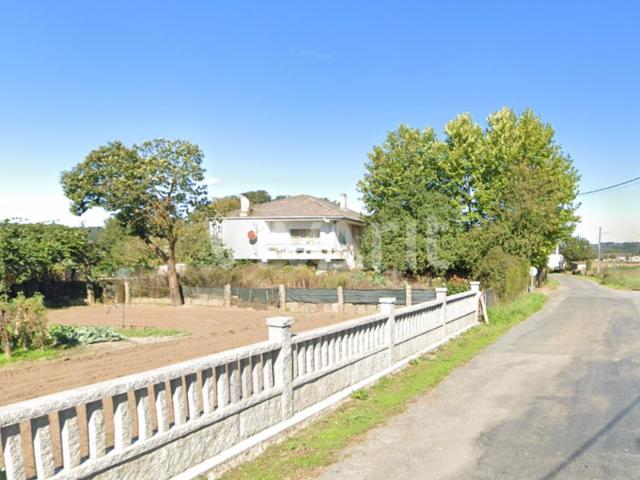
[0,283,481,480]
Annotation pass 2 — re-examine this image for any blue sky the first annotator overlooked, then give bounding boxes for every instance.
[0,0,638,242]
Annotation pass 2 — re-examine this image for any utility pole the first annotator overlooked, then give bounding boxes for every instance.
[597,226,602,274]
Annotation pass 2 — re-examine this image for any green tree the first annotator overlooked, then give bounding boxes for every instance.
[211,195,240,216]
[561,236,594,262]
[359,126,458,274]
[96,218,160,274]
[61,139,209,306]
[0,221,100,294]
[242,190,272,204]
[478,109,579,268]
[359,108,580,275]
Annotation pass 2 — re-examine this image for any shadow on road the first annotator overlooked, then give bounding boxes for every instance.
[539,393,640,480]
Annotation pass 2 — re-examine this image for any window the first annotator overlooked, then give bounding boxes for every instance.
[290,228,320,240]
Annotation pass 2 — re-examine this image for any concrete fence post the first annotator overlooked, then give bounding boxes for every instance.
[379,297,396,366]
[405,283,412,306]
[470,281,481,324]
[223,284,232,308]
[278,284,286,312]
[435,287,448,341]
[337,286,344,313]
[266,316,294,420]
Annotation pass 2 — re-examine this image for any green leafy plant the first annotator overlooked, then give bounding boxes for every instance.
[49,324,125,347]
[351,389,369,401]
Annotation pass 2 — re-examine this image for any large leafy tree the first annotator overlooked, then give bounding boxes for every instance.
[359,126,459,274]
[359,108,579,275]
[61,139,209,306]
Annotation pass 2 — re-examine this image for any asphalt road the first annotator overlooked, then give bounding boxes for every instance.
[319,275,640,480]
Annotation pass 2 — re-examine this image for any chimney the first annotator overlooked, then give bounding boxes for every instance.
[339,193,347,210]
[240,195,250,217]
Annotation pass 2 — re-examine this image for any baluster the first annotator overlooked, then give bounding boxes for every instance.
[228,361,240,403]
[134,387,153,441]
[328,335,335,365]
[216,364,229,408]
[202,368,214,414]
[112,393,132,450]
[297,343,306,377]
[252,355,263,395]
[58,407,81,469]
[240,358,251,400]
[170,378,186,426]
[314,340,322,370]
[31,415,55,478]
[263,352,273,389]
[86,400,106,459]
[185,373,201,420]
[1,424,25,480]
[335,335,342,363]
[153,382,170,433]
[321,338,328,367]
[305,341,313,373]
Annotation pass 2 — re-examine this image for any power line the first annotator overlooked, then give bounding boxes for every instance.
[578,175,640,196]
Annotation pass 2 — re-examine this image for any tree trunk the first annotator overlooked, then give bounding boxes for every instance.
[0,309,11,360]
[167,244,184,306]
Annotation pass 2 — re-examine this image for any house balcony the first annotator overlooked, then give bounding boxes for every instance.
[264,243,350,261]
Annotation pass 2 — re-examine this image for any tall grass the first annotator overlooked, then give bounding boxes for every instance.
[595,265,640,290]
[131,264,467,291]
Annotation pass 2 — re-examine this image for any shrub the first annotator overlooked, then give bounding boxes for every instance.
[1,293,49,351]
[474,247,529,303]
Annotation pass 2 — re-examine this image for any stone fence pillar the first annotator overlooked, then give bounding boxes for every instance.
[379,297,396,366]
[405,283,412,306]
[435,287,448,341]
[266,317,294,420]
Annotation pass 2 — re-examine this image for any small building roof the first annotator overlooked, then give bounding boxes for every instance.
[226,195,364,224]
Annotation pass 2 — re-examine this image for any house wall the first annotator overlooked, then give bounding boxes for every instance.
[217,219,360,268]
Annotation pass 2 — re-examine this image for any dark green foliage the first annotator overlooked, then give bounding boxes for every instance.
[474,247,529,302]
[0,221,101,294]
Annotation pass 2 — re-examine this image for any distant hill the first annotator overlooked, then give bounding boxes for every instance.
[593,242,640,257]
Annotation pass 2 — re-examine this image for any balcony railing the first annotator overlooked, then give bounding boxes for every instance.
[265,243,349,260]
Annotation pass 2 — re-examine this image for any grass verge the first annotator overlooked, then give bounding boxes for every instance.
[0,346,63,367]
[222,292,548,480]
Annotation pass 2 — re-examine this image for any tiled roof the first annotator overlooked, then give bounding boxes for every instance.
[227,195,363,223]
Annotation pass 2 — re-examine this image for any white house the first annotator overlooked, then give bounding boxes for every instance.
[547,245,565,271]
[212,194,365,269]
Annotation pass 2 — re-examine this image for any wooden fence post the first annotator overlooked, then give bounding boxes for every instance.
[266,317,294,420]
[405,283,412,306]
[337,286,344,313]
